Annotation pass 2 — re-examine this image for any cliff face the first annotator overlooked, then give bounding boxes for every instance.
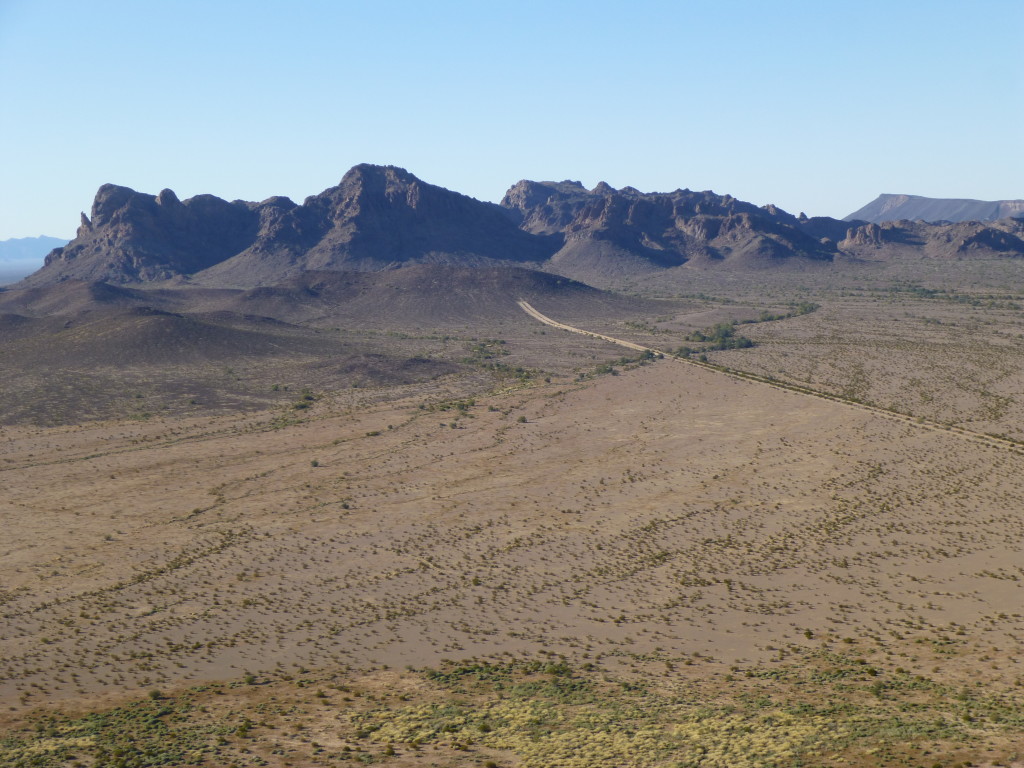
[21,167,1024,289]
[40,185,261,283]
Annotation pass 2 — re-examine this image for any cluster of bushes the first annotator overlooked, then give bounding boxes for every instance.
[462,339,509,364]
[291,390,316,410]
[419,397,476,414]
[673,302,820,358]
[676,323,753,357]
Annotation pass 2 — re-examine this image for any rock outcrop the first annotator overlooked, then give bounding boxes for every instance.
[42,184,261,283]
[837,218,1024,258]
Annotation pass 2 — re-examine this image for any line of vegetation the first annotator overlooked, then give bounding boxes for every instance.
[737,301,820,323]
[886,284,1023,309]
[678,356,1024,454]
[583,350,659,379]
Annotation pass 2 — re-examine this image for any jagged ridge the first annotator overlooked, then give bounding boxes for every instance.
[20,166,1024,289]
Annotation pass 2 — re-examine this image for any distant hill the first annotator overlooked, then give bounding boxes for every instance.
[846,194,1024,224]
[0,236,67,284]
[0,265,662,329]
[0,262,673,424]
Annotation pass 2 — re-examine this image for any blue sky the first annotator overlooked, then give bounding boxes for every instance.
[1,0,1021,241]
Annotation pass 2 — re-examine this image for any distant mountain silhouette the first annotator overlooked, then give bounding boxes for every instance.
[0,235,68,260]
[18,167,1024,289]
[846,194,1024,224]
[0,236,68,284]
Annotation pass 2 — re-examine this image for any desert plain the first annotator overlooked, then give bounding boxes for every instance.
[2,263,1024,768]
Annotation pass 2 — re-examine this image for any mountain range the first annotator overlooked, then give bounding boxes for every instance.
[16,165,1024,289]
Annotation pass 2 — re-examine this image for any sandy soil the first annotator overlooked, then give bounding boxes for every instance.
[3,349,1023,723]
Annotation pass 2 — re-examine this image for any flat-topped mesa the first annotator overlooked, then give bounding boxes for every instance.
[846,193,1024,224]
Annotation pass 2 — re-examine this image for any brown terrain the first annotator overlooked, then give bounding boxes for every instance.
[2,172,1024,767]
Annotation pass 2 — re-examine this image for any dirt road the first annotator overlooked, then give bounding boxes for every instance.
[517,299,1024,455]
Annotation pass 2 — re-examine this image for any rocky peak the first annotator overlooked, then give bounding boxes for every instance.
[156,188,181,207]
[500,180,589,212]
[500,180,601,236]
[90,184,145,227]
[331,164,428,209]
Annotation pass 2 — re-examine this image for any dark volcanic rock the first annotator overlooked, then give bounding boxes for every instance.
[19,167,1024,290]
[837,217,1024,259]
[26,166,561,288]
[34,184,261,284]
[198,165,560,286]
[501,180,596,234]
[500,180,836,282]
[950,224,1024,254]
